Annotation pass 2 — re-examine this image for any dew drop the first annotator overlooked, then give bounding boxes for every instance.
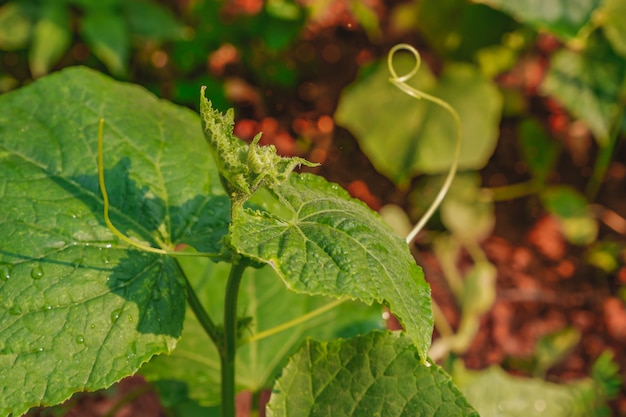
[111,308,122,323]
[0,264,12,281]
[8,305,22,315]
[75,335,85,344]
[90,323,96,329]
[37,347,44,352]
[31,265,44,280]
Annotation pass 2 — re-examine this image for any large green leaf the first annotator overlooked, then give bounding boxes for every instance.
[0,67,229,416]
[335,56,501,185]
[475,0,600,40]
[266,331,479,417]
[229,174,433,362]
[541,36,626,144]
[141,257,383,407]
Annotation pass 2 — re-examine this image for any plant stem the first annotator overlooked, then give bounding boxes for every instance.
[183,269,221,346]
[483,179,540,201]
[221,257,247,417]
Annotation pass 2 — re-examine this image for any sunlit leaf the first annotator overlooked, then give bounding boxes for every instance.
[267,331,479,417]
[230,175,433,362]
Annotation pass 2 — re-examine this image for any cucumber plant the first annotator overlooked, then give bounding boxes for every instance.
[0,45,478,416]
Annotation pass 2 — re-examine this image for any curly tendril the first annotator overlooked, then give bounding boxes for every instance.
[387,44,462,245]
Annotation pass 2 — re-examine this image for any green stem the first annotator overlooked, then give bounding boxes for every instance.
[483,179,540,201]
[221,257,247,417]
[182,268,221,346]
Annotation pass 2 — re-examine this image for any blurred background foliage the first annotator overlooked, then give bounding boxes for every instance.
[2,0,626,416]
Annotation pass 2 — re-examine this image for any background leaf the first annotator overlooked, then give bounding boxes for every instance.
[0,67,228,416]
[230,174,433,362]
[541,186,597,245]
[519,119,559,184]
[454,356,620,417]
[266,331,479,417]
[335,56,501,185]
[28,3,72,78]
[81,9,130,76]
[600,0,626,58]
[0,2,32,50]
[141,257,384,407]
[540,35,626,144]
[475,0,600,40]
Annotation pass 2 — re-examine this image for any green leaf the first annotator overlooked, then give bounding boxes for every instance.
[440,174,495,242]
[540,35,626,144]
[0,67,229,415]
[475,0,600,40]
[81,9,130,76]
[541,186,597,245]
[122,0,186,41]
[454,360,616,417]
[0,2,32,50]
[267,331,479,417]
[600,0,626,58]
[28,3,72,78]
[335,56,501,185]
[141,258,383,406]
[416,0,519,60]
[519,119,559,184]
[229,174,433,362]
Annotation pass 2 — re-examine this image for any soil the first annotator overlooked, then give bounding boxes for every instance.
[18,1,626,416]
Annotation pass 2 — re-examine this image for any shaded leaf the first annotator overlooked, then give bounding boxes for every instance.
[335,56,501,185]
[230,174,433,362]
[267,331,479,417]
[0,67,228,415]
[475,0,600,40]
[141,258,383,406]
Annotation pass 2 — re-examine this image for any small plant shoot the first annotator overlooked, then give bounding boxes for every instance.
[0,45,479,417]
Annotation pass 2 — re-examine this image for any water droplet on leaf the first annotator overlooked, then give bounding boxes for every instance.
[31,265,44,280]
[111,309,122,323]
[76,335,85,344]
[0,264,12,281]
